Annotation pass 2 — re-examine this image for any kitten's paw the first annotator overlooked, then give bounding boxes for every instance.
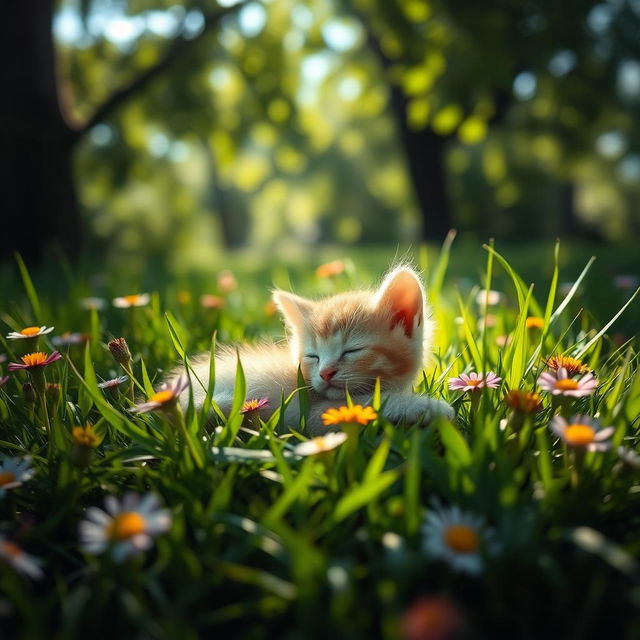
[401,396,454,425]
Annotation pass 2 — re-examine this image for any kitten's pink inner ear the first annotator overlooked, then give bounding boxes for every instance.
[378,271,423,338]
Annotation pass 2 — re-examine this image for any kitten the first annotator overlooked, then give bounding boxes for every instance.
[177,266,454,436]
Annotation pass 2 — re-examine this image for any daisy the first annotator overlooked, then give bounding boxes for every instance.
[448,372,501,392]
[8,351,62,372]
[6,326,54,340]
[294,432,348,456]
[240,397,269,413]
[129,376,189,414]
[98,375,129,390]
[537,367,597,397]
[422,505,494,575]
[544,355,590,377]
[504,390,543,414]
[0,536,43,580]
[79,493,171,562]
[79,297,107,311]
[321,405,378,426]
[0,457,34,498]
[316,259,345,278]
[52,332,88,347]
[113,293,150,308]
[549,415,614,451]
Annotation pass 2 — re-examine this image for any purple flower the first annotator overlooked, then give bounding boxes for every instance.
[448,372,501,392]
[129,376,189,414]
[537,367,597,397]
[8,351,62,372]
[549,415,614,451]
[98,375,129,390]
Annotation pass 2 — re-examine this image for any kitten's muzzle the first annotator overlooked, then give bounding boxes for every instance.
[319,367,338,382]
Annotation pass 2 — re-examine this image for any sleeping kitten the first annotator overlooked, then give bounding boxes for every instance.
[177,266,453,436]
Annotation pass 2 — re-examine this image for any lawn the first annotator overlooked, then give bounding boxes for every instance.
[1,238,639,639]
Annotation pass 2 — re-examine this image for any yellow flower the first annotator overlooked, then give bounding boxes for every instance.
[321,405,378,426]
[544,354,590,377]
[72,424,103,448]
[504,390,543,414]
[525,316,544,330]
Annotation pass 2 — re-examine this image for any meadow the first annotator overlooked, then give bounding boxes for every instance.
[0,238,639,639]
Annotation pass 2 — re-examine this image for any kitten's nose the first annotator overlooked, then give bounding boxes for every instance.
[320,367,337,382]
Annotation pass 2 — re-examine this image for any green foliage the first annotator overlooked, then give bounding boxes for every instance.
[0,242,639,638]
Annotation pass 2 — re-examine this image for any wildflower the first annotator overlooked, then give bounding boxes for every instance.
[316,259,345,278]
[525,316,544,330]
[294,432,348,456]
[72,424,103,467]
[45,383,62,410]
[130,376,189,414]
[474,289,503,307]
[537,367,597,397]
[52,332,88,347]
[448,372,501,392]
[613,274,639,290]
[321,405,378,426]
[98,375,129,390]
[544,355,590,377]
[177,290,192,305]
[617,446,640,469]
[422,505,495,575]
[200,294,225,309]
[79,297,107,311]
[0,536,43,580]
[0,375,8,387]
[240,397,269,413]
[6,326,54,340]
[79,493,171,562]
[0,457,34,498]
[8,351,62,372]
[107,338,132,366]
[112,293,150,308]
[217,269,237,292]
[504,390,543,414]
[401,595,465,640]
[549,415,614,451]
[495,335,511,348]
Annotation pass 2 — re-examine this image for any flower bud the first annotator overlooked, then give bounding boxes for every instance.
[22,382,36,404]
[108,337,132,366]
[45,383,62,410]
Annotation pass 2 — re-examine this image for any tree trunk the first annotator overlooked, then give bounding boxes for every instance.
[0,0,81,264]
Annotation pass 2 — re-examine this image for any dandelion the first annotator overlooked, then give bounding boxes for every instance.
[200,294,225,309]
[113,293,150,308]
[98,375,129,390]
[79,493,171,562]
[401,595,464,640]
[422,505,495,575]
[79,297,107,311]
[544,355,590,377]
[448,372,501,392]
[52,332,88,347]
[321,405,378,426]
[217,269,237,292]
[549,415,614,451]
[6,326,54,340]
[537,367,597,397]
[0,536,43,580]
[316,259,345,278]
[0,457,34,498]
[525,316,544,330]
[8,351,62,373]
[240,397,270,413]
[294,432,348,456]
[504,390,543,414]
[130,376,189,415]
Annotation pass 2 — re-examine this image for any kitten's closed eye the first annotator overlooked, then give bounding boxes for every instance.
[304,354,319,360]
[341,348,363,358]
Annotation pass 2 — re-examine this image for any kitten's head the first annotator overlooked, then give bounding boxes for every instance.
[272,266,433,399]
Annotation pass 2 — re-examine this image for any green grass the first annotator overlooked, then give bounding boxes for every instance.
[0,239,639,639]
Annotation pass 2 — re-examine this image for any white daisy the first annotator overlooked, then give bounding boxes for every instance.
[79,297,107,311]
[6,326,54,340]
[112,293,150,309]
[0,457,35,498]
[79,492,171,562]
[294,432,348,456]
[549,415,614,451]
[422,505,494,575]
[0,536,43,580]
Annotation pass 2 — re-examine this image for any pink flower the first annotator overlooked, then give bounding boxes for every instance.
[98,375,129,390]
[8,351,62,372]
[549,415,614,451]
[240,397,270,413]
[448,372,501,392]
[129,376,189,414]
[537,367,597,397]
[0,376,9,387]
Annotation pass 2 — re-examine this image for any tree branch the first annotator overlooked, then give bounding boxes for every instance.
[70,4,244,143]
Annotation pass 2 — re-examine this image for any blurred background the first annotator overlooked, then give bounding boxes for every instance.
[3,0,640,275]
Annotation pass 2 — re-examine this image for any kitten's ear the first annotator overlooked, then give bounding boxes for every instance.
[272,291,314,331]
[374,267,424,338]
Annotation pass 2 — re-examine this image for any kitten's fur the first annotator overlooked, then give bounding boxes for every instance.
[176,266,453,435]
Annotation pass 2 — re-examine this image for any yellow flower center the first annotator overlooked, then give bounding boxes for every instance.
[150,389,175,404]
[243,400,261,411]
[467,379,482,387]
[72,426,101,448]
[20,327,41,336]
[555,379,579,391]
[564,424,595,446]
[21,352,48,367]
[0,472,15,487]
[526,316,544,329]
[312,437,330,452]
[123,295,141,304]
[108,512,146,540]
[443,525,479,554]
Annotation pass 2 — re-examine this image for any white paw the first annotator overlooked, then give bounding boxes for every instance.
[400,396,454,425]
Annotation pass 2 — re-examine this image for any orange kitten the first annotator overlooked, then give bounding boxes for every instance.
[177,266,453,435]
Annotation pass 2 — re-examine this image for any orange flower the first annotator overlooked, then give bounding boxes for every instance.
[544,355,590,376]
[525,316,544,330]
[504,390,543,414]
[321,405,377,426]
[316,259,345,278]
